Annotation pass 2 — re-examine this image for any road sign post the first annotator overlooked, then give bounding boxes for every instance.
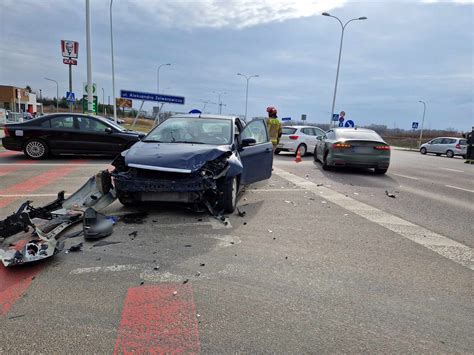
[61,40,79,113]
[344,119,355,128]
[66,92,76,103]
[120,90,186,127]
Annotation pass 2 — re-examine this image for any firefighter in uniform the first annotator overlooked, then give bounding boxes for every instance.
[465,127,474,164]
[266,106,282,151]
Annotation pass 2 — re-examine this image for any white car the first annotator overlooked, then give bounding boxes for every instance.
[275,125,326,156]
[420,137,467,158]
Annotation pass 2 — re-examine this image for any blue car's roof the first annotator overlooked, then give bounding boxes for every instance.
[171,114,237,121]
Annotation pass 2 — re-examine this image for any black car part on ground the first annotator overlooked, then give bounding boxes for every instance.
[0,191,66,239]
[83,208,114,240]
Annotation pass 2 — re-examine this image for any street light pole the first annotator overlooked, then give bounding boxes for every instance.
[322,13,367,127]
[157,63,171,93]
[110,0,117,123]
[86,0,93,114]
[44,77,59,112]
[418,100,426,147]
[213,91,226,114]
[102,88,105,115]
[237,73,259,121]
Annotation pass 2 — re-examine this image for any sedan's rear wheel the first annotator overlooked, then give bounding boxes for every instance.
[313,148,319,162]
[446,150,454,158]
[219,176,238,213]
[322,151,331,171]
[420,147,427,155]
[24,139,48,160]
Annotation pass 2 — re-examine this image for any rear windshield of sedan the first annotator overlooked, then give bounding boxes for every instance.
[282,127,297,135]
[336,130,383,141]
[144,117,232,145]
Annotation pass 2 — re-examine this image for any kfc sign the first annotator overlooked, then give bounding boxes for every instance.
[61,40,79,59]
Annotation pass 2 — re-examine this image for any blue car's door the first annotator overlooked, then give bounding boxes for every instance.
[238,118,273,185]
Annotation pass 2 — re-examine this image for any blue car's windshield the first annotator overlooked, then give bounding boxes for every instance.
[144,117,232,145]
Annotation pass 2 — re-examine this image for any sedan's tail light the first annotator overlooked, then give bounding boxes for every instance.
[3,127,10,137]
[374,145,390,151]
[455,143,461,149]
[332,142,352,149]
[289,135,299,140]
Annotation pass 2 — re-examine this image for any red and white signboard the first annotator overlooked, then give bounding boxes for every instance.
[61,40,79,58]
[63,58,78,65]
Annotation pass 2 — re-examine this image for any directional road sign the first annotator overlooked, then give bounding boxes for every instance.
[120,90,185,105]
[66,92,76,103]
[332,114,339,121]
[344,120,355,128]
[412,122,419,129]
[281,117,291,121]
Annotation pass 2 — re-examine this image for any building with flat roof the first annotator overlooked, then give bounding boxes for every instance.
[0,85,42,114]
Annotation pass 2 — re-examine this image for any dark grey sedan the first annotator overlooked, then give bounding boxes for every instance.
[314,128,391,174]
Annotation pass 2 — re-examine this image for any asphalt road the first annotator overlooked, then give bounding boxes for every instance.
[0,149,472,353]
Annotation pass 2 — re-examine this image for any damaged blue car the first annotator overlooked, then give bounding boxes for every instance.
[112,114,273,213]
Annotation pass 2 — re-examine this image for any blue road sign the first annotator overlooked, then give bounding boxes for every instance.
[120,90,185,105]
[281,117,291,121]
[332,114,339,121]
[412,122,419,129]
[344,120,355,128]
[66,91,76,103]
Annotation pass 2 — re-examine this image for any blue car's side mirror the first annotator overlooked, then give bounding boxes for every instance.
[241,138,257,147]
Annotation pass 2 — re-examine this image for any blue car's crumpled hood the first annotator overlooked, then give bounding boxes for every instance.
[124,142,232,172]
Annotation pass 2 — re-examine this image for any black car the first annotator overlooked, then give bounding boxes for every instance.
[112,114,273,213]
[2,113,145,159]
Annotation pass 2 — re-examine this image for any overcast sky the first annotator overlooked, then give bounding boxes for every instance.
[0,0,472,130]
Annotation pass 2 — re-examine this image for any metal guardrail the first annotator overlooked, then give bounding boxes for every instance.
[0,112,24,126]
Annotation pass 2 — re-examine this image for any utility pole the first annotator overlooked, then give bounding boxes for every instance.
[418,100,426,147]
[110,0,117,122]
[322,13,367,128]
[68,63,73,112]
[86,0,93,113]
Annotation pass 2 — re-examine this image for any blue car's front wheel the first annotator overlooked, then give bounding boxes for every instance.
[219,176,238,213]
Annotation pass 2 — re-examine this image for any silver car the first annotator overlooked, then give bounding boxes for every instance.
[420,137,467,158]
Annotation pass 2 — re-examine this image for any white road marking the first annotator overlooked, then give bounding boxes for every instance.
[274,168,474,271]
[245,188,306,192]
[391,173,419,180]
[70,264,147,275]
[441,168,464,173]
[445,185,474,193]
[0,193,72,197]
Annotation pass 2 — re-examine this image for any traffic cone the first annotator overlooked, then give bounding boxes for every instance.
[295,148,302,163]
